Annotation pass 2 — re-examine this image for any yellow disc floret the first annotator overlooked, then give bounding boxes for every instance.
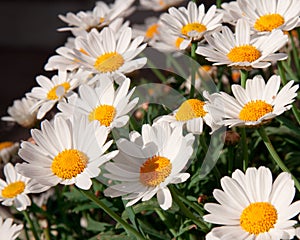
[1,181,26,198]
[227,45,261,63]
[239,100,273,121]
[0,141,14,151]
[181,23,207,36]
[89,105,116,127]
[145,24,159,39]
[51,149,88,179]
[47,82,71,100]
[175,99,207,121]
[140,156,172,187]
[94,52,124,73]
[240,202,278,235]
[254,14,284,32]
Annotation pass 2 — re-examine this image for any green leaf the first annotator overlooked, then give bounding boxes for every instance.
[86,214,112,232]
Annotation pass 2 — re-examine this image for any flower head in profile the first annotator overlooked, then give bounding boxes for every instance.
[27,70,88,119]
[238,0,300,33]
[0,142,19,164]
[207,75,298,128]
[57,76,138,130]
[204,166,300,239]
[139,0,185,12]
[1,97,38,128]
[0,217,23,240]
[160,2,223,49]
[104,122,195,210]
[16,116,118,190]
[196,19,288,70]
[71,27,147,76]
[0,163,49,211]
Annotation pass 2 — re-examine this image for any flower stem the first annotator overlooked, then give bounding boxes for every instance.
[141,53,167,83]
[289,31,300,75]
[189,42,198,98]
[79,189,146,240]
[155,209,177,237]
[257,127,300,192]
[23,210,40,240]
[240,69,248,88]
[281,60,299,81]
[216,0,222,8]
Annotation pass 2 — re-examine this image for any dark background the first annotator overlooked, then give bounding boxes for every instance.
[0,0,226,141]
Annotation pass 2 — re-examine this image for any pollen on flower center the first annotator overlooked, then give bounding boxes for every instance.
[181,23,207,36]
[145,24,159,39]
[89,105,116,127]
[175,37,185,49]
[227,45,261,63]
[0,141,14,151]
[175,99,207,121]
[239,100,273,121]
[47,82,71,100]
[51,149,88,179]
[140,156,172,187]
[240,202,278,235]
[1,181,25,198]
[254,14,284,32]
[94,52,124,73]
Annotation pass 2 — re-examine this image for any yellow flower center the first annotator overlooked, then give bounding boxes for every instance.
[175,99,207,121]
[51,149,88,179]
[254,14,285,32]
[227,45,261,63]
[89,105,116,127]
[175,37,185,49]
[201,65,212,72]
[1,181,25,198]
[145,24,159,39]
[47,82,71,100]
[181,23,207,36]
[94,52,124,73]
[0,141,14,151]
[239,100,273,121]
[159,0,165,6]
[140,156,172,187]
[240,202,278,235]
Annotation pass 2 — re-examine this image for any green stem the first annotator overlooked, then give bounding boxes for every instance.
[227,146,234,175]
[289,31,300,75]
[142,53,167,83]
[189,42,198,98]
[240,69,248,88]
[169,186,209,232]
[168,55,186,78]
[155,209,177,237]
[281,61,299,81]
[23,211,40,240]
[216,0,222,8]
[257,127,300,192]
[80,189,146,240]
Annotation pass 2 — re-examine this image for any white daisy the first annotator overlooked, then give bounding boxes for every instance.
[0,217,23,240]
[1,97,38,128]
[160,2,223,49]
[196,18,288,70]
[155,91,222,134]
[16,115,118,190]
[58,0,135,36]
[103,122,195,210]
[57,76,138,130]
[204,166,300,239]
[0,142,19,164]
[71,27,147,76]
[26,70,88,119]
[139,0,185,12]
[238,0,300,33]
[207,75,298,128]
[0,163,49,211]
[218,1,244,25]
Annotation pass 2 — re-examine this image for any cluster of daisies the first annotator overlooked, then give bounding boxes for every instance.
[0,0,300,239]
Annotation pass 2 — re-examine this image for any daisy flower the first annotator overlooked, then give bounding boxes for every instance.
[1,97,38,128]
[139,0,185,12]
[0,217,23,240]
[196,18,288,70]
[133,17,160,43]
[238,0,300,33]
[0,142,19,164]
[208,75,298,128]
[57,76,138,130]
[27,70,88,119]
[16,115,118,190]
[58,0,134,36]
[160,2,223,49]
[218,1,244,25]
[0,163,49,211]
[204,166,300,239]
[71,27,147,76]
[155,91,222,134]
[103,122,195,210]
